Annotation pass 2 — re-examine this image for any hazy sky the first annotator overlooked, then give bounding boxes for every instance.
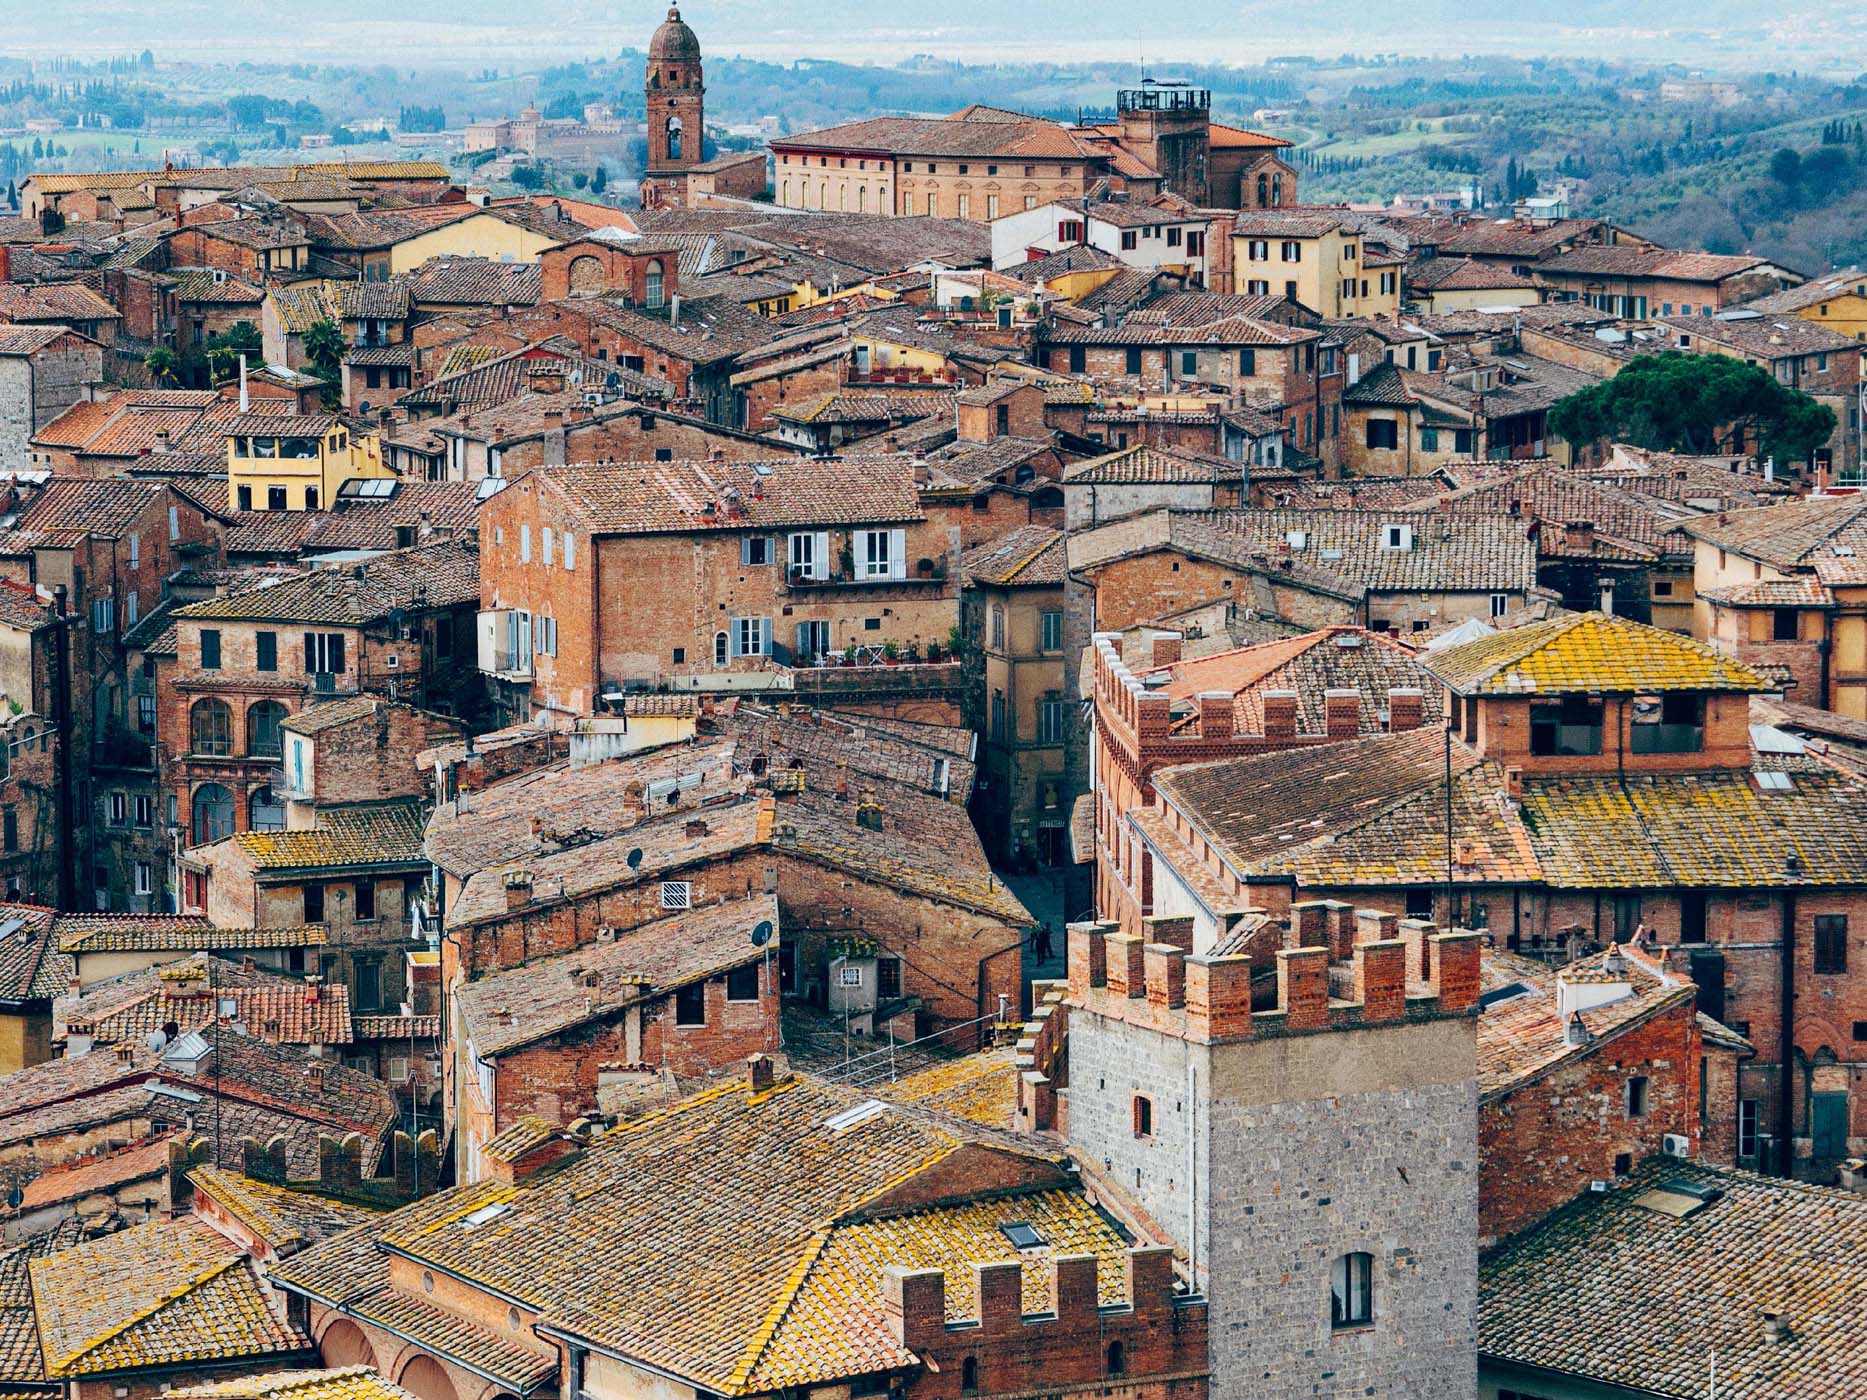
[14,0,1866,70]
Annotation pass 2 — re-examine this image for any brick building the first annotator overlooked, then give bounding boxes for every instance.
[451,893,781,1175]
[159,539,481,856]
[475,457,959,723]
[0,325,102,470]
[1092,611,1867,1176]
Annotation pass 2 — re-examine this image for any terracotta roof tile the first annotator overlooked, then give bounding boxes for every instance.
[1424,610,1772,696]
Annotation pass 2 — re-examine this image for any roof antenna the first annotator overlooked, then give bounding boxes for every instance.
[238,353,249,414]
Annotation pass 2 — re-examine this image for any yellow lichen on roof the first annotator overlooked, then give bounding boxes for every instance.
[235,805,425,870]
[882,1048,1019,1128]
[751,1189,1132,1390]
[171,1365,420,1400]
[1426,610,1770,696]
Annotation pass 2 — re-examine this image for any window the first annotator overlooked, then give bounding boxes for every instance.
[989,606,1005,649]
[1365,419,1398,450]
[1132,1093,1153,1138]
[355,959,381,1012]
[237,485,253,510]
[125,592,138,627]
[1121,230,1138,251]
[109,792,128,827]
[305,632,346,675]
[520,524,532,562]
[961,1359,978,1394]
[1179,350,1199,378]
[741,535,772,566]
[660,880,692,911]
[387,1056,410,1083]
[191,784,232,844]
[1530,697,1604,757]
[199,629,222,670]
[860,528,905,579]
[255,631,277,672]
[305,487,318,510]
[1772,608,1800,642]
[1630,693,1704,755]
[303,883,326,922]
[957,194,970,220]
[1490,593,1509,619]
[246,701,287,759]
[1105,1341,1125,1377]
[135,794,154,829]
[1041,610,1063,652]
[991,688,1006,740]
[1247,279,1269,296]
[726,963,760,1002]
[542,527,554,566]
[1039,696,1067,745]
[1815,914,1849,974]
[986,194,999,220]
[134,863,153,896]
[190,699,232,756]
[1626,1075,1650,1117]
[1453,428,1475,455]
[1238,347,1256,376]
[267,487,287,511]
[354,879,376,921]
[1280,240,1301,262]
[789,531,828,580]
[675,982,706,1026]
[1738,1099,1760,1158]
[1331,1253,1372,1328]
[713,631,728,666]
[731,616,770,658]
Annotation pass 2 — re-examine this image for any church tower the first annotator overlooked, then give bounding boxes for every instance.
[646,5,704,178]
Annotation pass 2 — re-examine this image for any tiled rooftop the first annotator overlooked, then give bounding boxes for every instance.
[1424,611,1772,696]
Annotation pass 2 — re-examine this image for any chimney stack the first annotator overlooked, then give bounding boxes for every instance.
[1323,688,1361,739]
[1261,689,1298,739]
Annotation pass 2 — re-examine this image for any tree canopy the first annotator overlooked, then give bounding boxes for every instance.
[1548,351,1837,467]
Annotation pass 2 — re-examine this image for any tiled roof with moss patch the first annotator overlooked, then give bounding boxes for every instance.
[1424,611,1770,696]
[234,804,426,872]
[55,917,325,954]
[171,1365,419,1400]
[878,1047,1019,1129]
[30,1219,309,1378]
[187,1168,384,1255]
[1481,1159,1867,1398]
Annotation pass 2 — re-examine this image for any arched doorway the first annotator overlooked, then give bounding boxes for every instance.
[397,1354,461,1400]
[319,1318,375,1370]
[192,783,234,844]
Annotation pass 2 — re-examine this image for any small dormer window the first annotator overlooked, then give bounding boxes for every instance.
[1381,523,1413,551]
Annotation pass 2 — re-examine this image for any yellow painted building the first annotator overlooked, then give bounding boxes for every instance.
[1230,211,1399,318]
[225,414,393,512]
[385,211,570,275]
[1742,271,1867,343]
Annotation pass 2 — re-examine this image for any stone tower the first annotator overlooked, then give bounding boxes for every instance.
[1056,906,1481,1400]
[646,5,703,178]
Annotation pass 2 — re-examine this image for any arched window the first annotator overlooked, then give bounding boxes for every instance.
[838,184,847,211]
[192,783,234,844]
[1271,174,1283,207]
[246,700,287,759]
[858,185,868,212]
[1331,1251,1373,1328]
[1257,173,1269,207]
[249,786,285,833]
[644,260,665,309]
[665,117,683,163]
[714,631,729,666]
[1106,1340,1126,1376]
[190,699,232,756]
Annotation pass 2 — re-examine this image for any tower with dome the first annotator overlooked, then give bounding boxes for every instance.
[645,6,704,180]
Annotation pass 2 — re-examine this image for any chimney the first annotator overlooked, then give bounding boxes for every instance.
[747,1053,775,1092]
[1387,687,1424,733]
[241,954,255,974]
[308,1062,326,1093]
[683,817,709,838]
[1261,689,1298,739]
[1197,691,1233,739]
[1564,1011,1591,1046]
[65,1020,95,1058]
[305,974,322,1006]
[504,870,534,910]
[1323,688,1361,739]
[1762,1313,1791,1345]
[1150,635,1182,667]
[1563,519,1596,553]
[113,1042,134,1064]
[542,410,567,467]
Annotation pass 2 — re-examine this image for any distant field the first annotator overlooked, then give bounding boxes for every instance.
[1303,113,1483,161]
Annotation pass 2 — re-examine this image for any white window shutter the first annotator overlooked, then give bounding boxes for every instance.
[890,528,906,579]
[814,531,830,579]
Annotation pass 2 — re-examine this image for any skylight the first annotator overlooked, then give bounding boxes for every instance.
[822,1099,889,1133]
[460,1201,513,1229]
[1000,1222,1044,1249]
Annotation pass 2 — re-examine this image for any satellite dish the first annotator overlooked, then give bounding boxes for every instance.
[626,848,643,871]
[145,1029,169,1053]
[751,920,773,947]
[4,1188,20,1210]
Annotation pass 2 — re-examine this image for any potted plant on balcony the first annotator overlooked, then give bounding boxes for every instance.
[842,644,858,666]
[882,640,900,665]
[925,639,944,663]
[916,557,936,578]
[838,542,855,579]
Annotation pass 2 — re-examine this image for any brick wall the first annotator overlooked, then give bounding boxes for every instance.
[1478,992,1700,1246]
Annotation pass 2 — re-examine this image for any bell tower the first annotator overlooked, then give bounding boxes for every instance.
[646,5,704,178]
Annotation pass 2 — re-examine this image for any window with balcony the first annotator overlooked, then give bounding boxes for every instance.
[305,632,347,678]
